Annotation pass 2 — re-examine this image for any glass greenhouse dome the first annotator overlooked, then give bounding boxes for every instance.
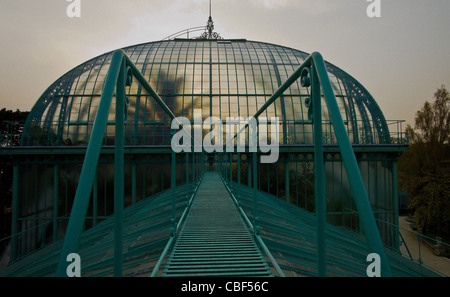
[3,26,409,267]
[23,39,391,147]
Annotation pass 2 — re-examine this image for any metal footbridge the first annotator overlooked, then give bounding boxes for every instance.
[162,172,273,277]
[0,49,443,277]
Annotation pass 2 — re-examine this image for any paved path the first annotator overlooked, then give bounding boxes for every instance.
[399,216,450,276]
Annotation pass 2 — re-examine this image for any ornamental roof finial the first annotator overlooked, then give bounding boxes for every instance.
[199,0,222,39]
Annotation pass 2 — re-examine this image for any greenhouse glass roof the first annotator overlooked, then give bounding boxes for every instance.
[22,39,390,147]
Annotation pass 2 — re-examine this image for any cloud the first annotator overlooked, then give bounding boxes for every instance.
[247,0,343,14]
[248,0,291,10]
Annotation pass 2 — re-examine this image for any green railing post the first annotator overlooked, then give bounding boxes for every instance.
[221,153,224,176]
[224,153,226,177]
[186,152,189,185]
[193,152,196,184]
[192,152,196,191]
[93,173,98,226]
[202,152,205,175]
[186,152,190,199]
[253,151,258,228]
[113,59,127,277]
[53,164,59,242]
[312,52,392,276]
[311,65,327,277]
[285,154,290,203]
[10,163,19,261]
[55,50,123,277]
[248,157,252,187]
[237,152,241,202]
[195,153,200,181]
[229,152,233,186]
[132,163,137,205]
[392,159,399,251]
[171,130,177,231]
[225,153,228,181]
[196,153,199,182]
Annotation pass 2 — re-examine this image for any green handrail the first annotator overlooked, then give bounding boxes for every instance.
[220,173,285,277]
[225,52,392,277]
[149,174,203,277]
[55,50,181,277]
[312,52,392,277]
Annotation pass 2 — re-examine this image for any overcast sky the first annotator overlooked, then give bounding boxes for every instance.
[1,0,449,126]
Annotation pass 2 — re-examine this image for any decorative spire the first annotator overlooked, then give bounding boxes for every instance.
[198,0,222,39]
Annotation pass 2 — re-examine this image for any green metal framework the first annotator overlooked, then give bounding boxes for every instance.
[0,38,420,277]
[216,51,394,276]
[21,39,403,147]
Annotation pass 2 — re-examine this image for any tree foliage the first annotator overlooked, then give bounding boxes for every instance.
[0,108,29,146]
[398,85,450,238]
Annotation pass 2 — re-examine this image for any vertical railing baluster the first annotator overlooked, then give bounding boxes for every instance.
[311,65,326,277]
[114,59,127,277]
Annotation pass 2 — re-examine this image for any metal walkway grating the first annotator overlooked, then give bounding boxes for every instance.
[163,172,273,277]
